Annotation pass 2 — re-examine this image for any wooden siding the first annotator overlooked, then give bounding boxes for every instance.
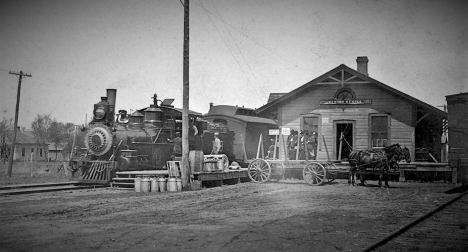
[277,83,415,161]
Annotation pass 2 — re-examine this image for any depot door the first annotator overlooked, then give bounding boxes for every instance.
[335,121,354,160]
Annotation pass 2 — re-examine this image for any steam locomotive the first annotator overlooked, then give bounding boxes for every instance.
[70,89,235,181]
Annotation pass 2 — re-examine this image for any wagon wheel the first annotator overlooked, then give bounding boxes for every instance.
[324,162,338,182]
[303,162,326,186]
[248,159,271,183]
[269,162,285,182]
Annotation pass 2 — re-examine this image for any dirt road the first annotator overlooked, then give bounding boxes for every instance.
[0,180,460,252]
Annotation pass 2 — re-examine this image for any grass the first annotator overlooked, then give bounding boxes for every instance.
[0,160,71,186]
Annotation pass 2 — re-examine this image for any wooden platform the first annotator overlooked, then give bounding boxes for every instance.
[193,168,248,186]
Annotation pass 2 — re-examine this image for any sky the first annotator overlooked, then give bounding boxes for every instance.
[0,0,466,129]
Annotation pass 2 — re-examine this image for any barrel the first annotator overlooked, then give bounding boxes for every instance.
[141,176,151,193]
[150,177,159,192]
[203,161,216,172]
[176,177,182,191]
[158,177,167,192]
[134,176,142,193]
[189,150,204,173]
[167,177,177,192]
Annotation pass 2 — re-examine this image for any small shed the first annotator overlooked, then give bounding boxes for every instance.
[256,57,447,162]
[204,105,278,160]
[47,143,68,161]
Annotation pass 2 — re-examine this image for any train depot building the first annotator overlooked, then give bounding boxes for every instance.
[256,57,447,163]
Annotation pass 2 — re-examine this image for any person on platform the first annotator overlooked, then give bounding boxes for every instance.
[304,131,315,160]
[288,129,298,160]
[172,132,182,159]
[267,138,277,159]
[211,132,222,155]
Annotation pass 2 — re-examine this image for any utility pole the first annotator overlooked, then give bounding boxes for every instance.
[7,71,32,177]
[181,0,190,188]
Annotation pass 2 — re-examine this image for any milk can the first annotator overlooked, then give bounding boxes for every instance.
[167,177,177,192]
[158,177,167,192]
[140,176,151,193]
[176,177,182,191]
[150,176,159,192]
[217,159,225,171]
[134,176,142,193]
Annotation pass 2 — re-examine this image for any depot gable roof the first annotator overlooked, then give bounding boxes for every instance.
[255,64,446,118]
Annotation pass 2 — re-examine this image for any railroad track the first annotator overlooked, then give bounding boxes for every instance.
[364,186,468,252]
[0,182,105,195]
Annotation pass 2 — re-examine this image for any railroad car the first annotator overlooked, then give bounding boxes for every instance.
[446,92,468,184]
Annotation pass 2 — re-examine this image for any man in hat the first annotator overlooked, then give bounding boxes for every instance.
[287,129,298,160]
[172,132,182,159]
[212,132,222,155]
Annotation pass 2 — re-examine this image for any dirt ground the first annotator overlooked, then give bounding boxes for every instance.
[0,179,462,252]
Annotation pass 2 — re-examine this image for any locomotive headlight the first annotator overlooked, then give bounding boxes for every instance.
[94,106,106,120]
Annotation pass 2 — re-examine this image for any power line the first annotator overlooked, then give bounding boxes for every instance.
[193,1,307,73]
[210,0,268,101]
[197,0,263,101]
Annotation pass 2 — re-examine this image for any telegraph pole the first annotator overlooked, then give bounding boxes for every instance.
[7,71,32,177]
[181,0,190,188]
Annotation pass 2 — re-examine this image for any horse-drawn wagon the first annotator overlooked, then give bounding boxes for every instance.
[247,159,338,186]
[247,141,411,187]
[246,135,340,186]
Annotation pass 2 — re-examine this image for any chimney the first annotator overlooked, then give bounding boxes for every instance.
[209,102,213,108]
[356,56,369,76]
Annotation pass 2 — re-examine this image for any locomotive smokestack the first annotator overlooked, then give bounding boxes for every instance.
[106,89,117,121]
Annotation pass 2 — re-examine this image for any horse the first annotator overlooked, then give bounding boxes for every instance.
[348,144,411,187]
[391,146,411,169]
[348,149,389,187]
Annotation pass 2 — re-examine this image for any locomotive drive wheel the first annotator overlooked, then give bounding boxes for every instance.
[269,162,285,182]
[248,159,271,183]
[303,162,326,186]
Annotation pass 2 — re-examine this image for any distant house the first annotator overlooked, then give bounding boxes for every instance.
[3,129,48,161]
[204,105,278,160]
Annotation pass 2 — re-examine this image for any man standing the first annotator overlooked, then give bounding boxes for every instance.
[212,132,222,154]
[172,132,182,159]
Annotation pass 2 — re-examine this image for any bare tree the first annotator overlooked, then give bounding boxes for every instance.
[48,120,67,162]
[0,118,13,163]
[31,114,52,145]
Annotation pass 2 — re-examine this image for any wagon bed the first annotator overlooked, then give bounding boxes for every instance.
[247,159,340,186]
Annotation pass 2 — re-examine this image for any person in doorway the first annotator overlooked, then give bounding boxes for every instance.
[212,132,222,155]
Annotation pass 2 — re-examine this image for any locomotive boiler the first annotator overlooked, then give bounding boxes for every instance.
[70,89,235,182]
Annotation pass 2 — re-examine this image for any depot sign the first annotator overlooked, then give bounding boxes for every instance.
[320,99,372,105]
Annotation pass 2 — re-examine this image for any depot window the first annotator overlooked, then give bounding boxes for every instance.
[335,88,355,100]
[369,114,390,148]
